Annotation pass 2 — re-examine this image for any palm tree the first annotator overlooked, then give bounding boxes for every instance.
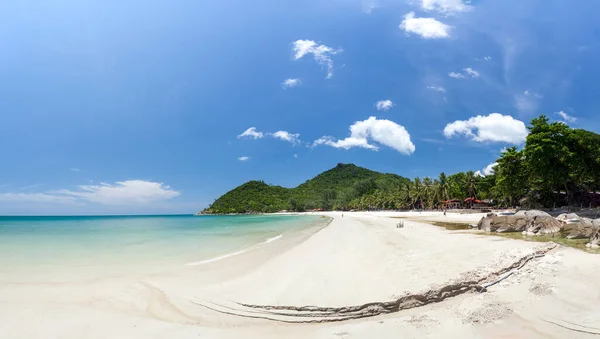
[464,171,478,208]
[412,178,423,209]
[422,177,434,209]
[433,178,441,208]
[400,181,413,209]
[437,172,450,202]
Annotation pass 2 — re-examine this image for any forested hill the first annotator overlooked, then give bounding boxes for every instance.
[201,163,410,214]
[202,116,600,214]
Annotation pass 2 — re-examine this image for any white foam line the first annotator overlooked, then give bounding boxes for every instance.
[185,248,251,266]
[185,234,283,266]
[265,234,282,243]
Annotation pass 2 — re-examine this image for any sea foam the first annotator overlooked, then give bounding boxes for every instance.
[185,234,283,266]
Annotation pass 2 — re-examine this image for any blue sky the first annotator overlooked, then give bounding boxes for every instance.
[1,0,599,215]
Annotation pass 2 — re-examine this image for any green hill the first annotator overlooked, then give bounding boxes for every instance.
[201,163,410,214]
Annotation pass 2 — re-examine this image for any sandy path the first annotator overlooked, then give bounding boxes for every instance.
[1,212,599,338]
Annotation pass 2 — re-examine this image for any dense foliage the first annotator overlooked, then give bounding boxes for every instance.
[203,163,410,213]
[202,116,600,213]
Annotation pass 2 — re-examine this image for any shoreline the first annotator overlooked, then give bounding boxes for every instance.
[1,212,599,338]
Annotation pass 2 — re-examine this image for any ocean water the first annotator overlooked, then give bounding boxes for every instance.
[0,214,326,280]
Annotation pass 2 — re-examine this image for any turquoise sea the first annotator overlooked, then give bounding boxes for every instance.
[0,214,325,280]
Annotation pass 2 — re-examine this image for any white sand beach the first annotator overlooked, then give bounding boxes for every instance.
[1,212,599,338]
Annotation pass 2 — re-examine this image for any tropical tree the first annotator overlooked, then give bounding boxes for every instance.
[494,147,527,206]
[412,177,423,209]
[524,115,572,205]
[437,172,450,202]
[464,171,478,208]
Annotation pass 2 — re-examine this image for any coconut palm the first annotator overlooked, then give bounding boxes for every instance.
[464,171,478,208]
[412,177,423,209]
[437,172,450,202]
[422,177,435,209]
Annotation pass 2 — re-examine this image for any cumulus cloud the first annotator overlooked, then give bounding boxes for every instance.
[281,78,301,89]
[238,156,250,161]
[556,110,577,123]
[475,162,498,177]
[483,162,498,176]
[443,113,528,144]
[313,116,415,155]
[463,67,480,78]
[420,0,471,14]
[483,56,492,61]
[271,131,301,145]
[0,180,180,205]
[427,85,446,93]
[375,100,394,111]
[292,40,342,79]
[237,127,264,139]
[400,12,451,39]
[448,72,465,79]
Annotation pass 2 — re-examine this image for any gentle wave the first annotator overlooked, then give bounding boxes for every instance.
[185,234,283,266]
[264,234,282,243]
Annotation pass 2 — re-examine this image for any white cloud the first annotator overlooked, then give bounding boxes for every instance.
[292,40,342,79]
[375,100,394,111]
[427,85,446,93]
[237,127,264,139]
[271,131,301,145]
[475,162,497,177]
[313,116,415,155]
[238,156,250,161]
[0,180,180,206]
[0,193,77,204]
[69,168,80,172]
[281,78,301,89]
[483,56,492,61]
[556,110,577,123]
[293,154,298,158]
[449,68,479,79]
[400,12,451,39]
[523,90,543,99]
[483,162,498,176]
[463,67,480,78]
[420,0,471,14]
[515,90,543,114]
[59,181,179,205]
[443,113,528,144]
[362,0,378,13]
[448,72,465,79]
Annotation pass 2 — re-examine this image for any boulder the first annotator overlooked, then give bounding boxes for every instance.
[515,210,552,218]
[477,214,536,233]
[587,228,599,248]
[492,215,531,233]
[556,214,599,239]
[524,216,562,235]
[477,213,495,232]
[556,213,580,222]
